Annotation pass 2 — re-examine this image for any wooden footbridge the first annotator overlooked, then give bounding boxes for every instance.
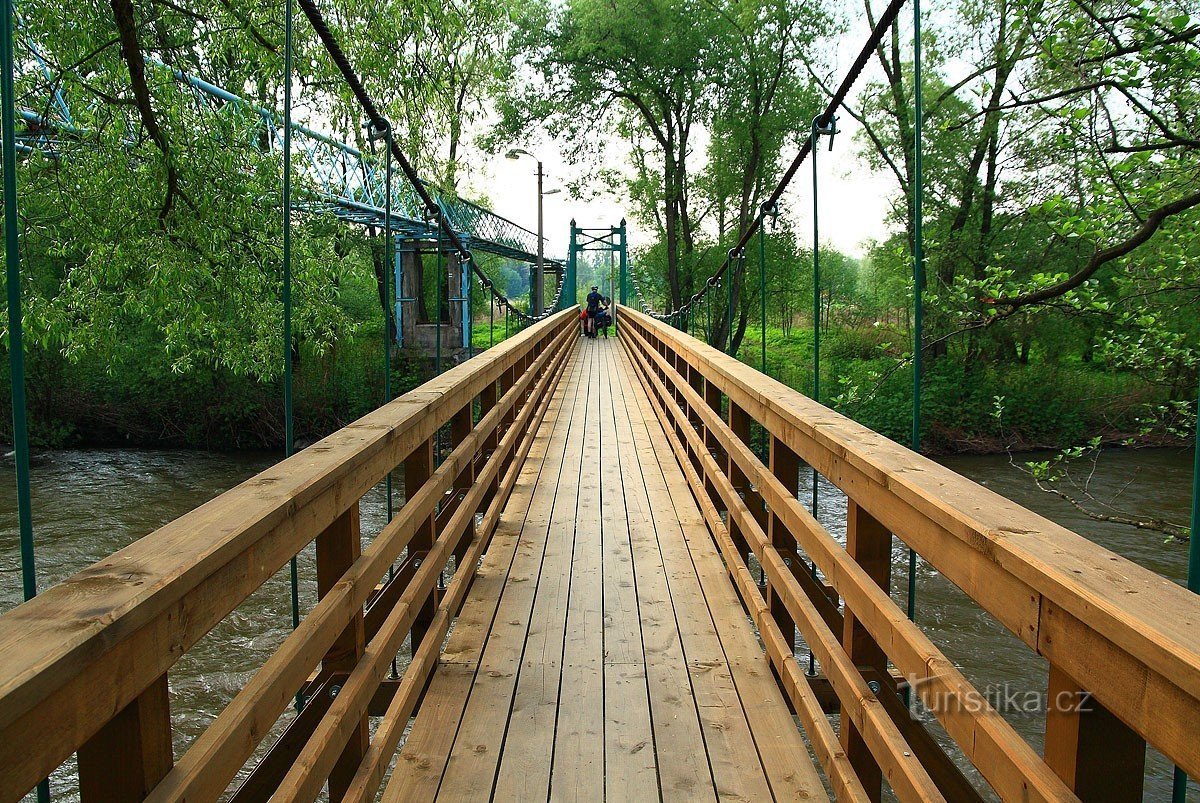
[2,308,1199,802]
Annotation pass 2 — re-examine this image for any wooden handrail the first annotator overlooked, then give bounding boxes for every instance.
[0,308,576,801]
[618,304,1200,800]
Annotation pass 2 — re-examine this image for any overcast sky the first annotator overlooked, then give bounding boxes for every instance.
[461,114,898,262]
[447,8,930,263]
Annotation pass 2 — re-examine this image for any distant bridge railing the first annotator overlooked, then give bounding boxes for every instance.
[618,305,1200,802]
[14,50,558,267]
[0,309,576,802]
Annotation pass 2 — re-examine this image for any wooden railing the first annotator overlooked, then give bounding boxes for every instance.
[618,305,1200,802]
[0,308,577,802]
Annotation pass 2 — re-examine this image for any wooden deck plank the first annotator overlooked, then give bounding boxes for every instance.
[608,346,717,802]
[385,349,588,802]
[550,343,607,801]
[616,349,827,800]
[596,342,658,800]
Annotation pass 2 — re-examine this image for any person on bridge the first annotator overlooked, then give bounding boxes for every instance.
[595,299,612,338]
[584,286,603,338]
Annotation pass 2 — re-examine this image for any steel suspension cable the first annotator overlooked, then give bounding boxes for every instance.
[635,0,909,322]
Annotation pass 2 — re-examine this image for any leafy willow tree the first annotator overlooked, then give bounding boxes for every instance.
[11,0,511,383]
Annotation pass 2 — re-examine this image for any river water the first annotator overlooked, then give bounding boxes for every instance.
[1,447,1195,800]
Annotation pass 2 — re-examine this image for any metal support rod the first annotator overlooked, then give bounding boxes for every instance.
[435,210,443,375]
[466,255,473,358]
[2,0,34,605]
[908,0,924,628]
[383,132,393,521]
[534,161,544,315]
[726,259,735,355]
[1172,374,1200,801]
[283,0,301,641]
[758,222,767,376]
[811,122,822,521]
[3,2,48,799]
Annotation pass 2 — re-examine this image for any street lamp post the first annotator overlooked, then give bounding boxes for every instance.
[506,148,560,316]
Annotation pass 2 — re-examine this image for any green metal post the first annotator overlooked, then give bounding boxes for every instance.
[566,220,578,308]
[908,0,925,626]
[811,123,822,520]
[2,0,34,604]
[3,2,49,799]
[619,218,629,307]
[383,133,393,521]
[282,0,300,639]
[759,220,767,377]
[726,260,735,356]
[1172,375,1200,801]
[466,257,473,358]
[435,209,443,375]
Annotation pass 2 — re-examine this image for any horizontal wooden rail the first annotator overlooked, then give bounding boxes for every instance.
[0,308,576,801]
[617,304,1200,801]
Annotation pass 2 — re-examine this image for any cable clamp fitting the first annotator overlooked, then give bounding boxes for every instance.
[366,119,391,142]
[761,200,780,227]
[812,115,839,150]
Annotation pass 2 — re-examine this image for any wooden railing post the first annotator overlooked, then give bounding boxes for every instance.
[449,403,475,564]
[405,438,436,656]
[480,379,499,510]
[703,380,724,510]
[768,436,800,650]
[1044,665,1145,802]
[727,402,760,564]
[78,673,173,801]
[315,502,366,802]
[841,499,890,802]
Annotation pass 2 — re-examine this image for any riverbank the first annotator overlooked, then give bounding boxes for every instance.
[732,324,1182,456]
[0,322,1185,455]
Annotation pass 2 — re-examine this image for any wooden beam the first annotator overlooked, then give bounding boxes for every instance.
[768,435,801,650]
[449,404,475,565]
[229,678,337,803]
[842,500,891,802]
[619,306,1200,781]
[1044,664,1146,802]
[0,309,576,802]
[315,504,367,802]
[404,438,436,657]
[78,672,172,802]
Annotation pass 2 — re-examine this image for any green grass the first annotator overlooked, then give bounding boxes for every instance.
[728,325,1164,453]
